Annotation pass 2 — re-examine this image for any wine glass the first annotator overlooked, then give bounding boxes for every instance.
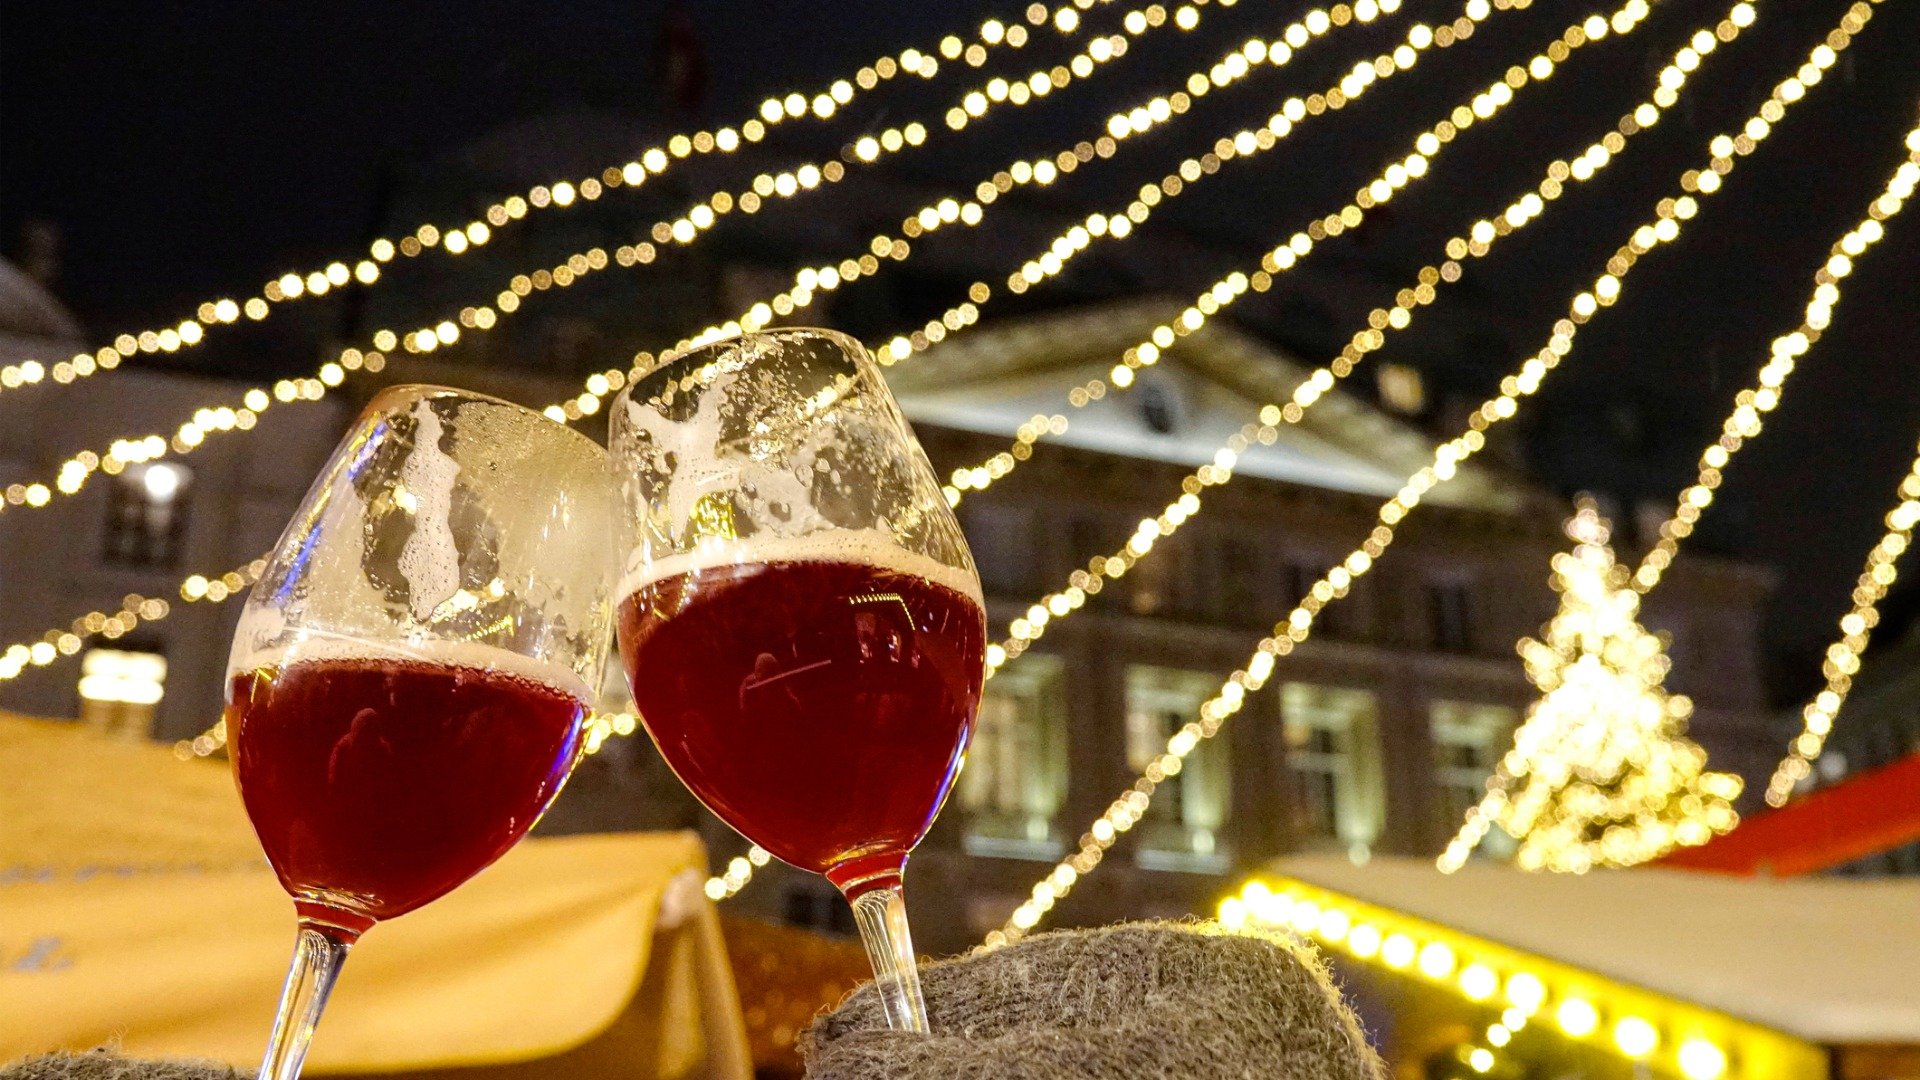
[609,328,985,1032]
[225,385,621,1080]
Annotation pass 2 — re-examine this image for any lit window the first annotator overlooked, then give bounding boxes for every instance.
[1125,666,1230,870]
[1431,700,1518,852]
[78,647,167,739]
[1281,683,1384,855]
[104,462,191,569]
[961,655,1068,858]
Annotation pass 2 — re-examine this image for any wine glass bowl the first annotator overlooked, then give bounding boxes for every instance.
[611,329,985,1031]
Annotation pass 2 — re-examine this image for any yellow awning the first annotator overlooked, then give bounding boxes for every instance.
[0,714,748,1079]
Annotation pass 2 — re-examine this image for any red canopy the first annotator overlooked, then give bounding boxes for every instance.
[1660,751,1920,876]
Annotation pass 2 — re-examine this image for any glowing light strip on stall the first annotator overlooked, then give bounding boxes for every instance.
[0,0,1120,392]
[1217,874,1825,1079]
[990,0,1884,941]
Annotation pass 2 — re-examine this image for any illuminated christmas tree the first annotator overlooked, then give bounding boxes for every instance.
[1438,499,1742,873]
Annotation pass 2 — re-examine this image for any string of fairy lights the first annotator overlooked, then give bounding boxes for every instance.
[0,0,1127,393]
[637,0,1580,491]
[0,0,1614,521]
[523,0,1244,368]
[5,0,1502,787]
[515,0,1457,423]
[543,0,1432,421]
[3,0,1428,517]
[990,0,1883,942]
[230,0,1761,906]
[1507,118,1920,806]
[940,0,1712,502]
[1626,201,1907,597]
[985,0,1746,670]
[693,0,1694,902]
[1767,407,1920,803]
[49,0,1443,750]
[0,560,269,689]
[0,0,1425,699]
[1755,133,1920,803]
[1439,106,1918,854]
[164,0,1537,906]
[28,0,1446,472]
[891,0,1625,409]
[1,0,1222,511]
[0,0,1893,913]
[663,0,1441,368]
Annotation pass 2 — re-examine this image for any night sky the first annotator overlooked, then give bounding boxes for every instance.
[5,0,1919,700]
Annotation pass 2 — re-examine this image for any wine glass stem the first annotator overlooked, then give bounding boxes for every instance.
[258,921,354,1080]
[847,883,929,1033]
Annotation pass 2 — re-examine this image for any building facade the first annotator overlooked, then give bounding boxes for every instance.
[0,246,1776,955]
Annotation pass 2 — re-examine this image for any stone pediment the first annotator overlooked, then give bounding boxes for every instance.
[889,298,1525,511]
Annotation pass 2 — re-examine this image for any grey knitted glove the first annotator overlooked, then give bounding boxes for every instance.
[0,1053,233,1080]
[803,922,1383,1080]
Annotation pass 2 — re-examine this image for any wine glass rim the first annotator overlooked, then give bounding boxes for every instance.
[628,326,869,385]
[366,383,606,455]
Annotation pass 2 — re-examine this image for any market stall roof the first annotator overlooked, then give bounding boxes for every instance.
[1659,751,1920,877]
[1274,854,1920,1047]
[0,713,748,1077]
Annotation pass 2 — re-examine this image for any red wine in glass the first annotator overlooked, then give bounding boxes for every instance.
[617,554,985,896]
[229,647,589,936]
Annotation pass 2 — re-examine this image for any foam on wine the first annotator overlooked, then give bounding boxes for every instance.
[229,635,594,704]
[619,527,982,609]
